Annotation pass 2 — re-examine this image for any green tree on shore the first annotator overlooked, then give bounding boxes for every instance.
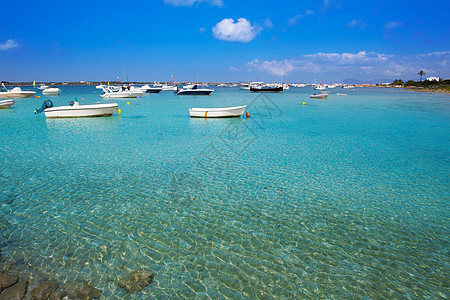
[418,70,425,81]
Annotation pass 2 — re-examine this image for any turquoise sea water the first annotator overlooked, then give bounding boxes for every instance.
[0,86,449,299]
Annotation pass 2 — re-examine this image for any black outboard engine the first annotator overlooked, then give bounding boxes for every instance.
[68,101,75,106]
[35,100,53,114]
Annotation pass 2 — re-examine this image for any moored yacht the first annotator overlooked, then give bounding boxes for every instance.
[42,87,61,95]
[0,84,36,98]
[250,83,283,92]
[100,85,144,98]
[139,84,162,93]
[176,84,214,95]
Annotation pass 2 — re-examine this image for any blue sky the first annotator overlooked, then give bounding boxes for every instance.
[1,0,449,83]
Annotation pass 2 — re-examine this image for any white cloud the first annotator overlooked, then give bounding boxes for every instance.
[229,66,240,72]
[164,0,223,7]
[212,18,261,42]
[384,21,403,30]
[247,59,295,76]
[322,0,342,12]
[263,19,273,29]
[287,10,314,26]
[0,39,20,51]
[245,51,450,80]
[347,19,368,29]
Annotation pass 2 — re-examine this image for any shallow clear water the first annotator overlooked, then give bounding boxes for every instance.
[0,86,449,299]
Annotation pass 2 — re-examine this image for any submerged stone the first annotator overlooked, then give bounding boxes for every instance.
[0,279,28,300]
[31,281,59,300]
[118,268,154,292]
[48,291,66,300]
[0,273,19,292]
[65,282,102,300]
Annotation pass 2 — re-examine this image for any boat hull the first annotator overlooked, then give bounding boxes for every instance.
[44,103,118,118]
[143,88,162,93]
[250,86,283,92]
[310,94,329,99]
[177,90,213,96]
[177,89,213,95]
[42,88,61,95]
[100,91,143,98]
[189,105,246,118]
[0,99,14,108]
[0,91,36,98]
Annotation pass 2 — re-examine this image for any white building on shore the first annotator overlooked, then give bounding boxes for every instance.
[426,77,440,81]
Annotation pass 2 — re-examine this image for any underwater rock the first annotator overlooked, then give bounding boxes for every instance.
[48,291,66,300]
[31,281,59,300]
[65,282,102,300]
[0,279,28,300]
[118,268,154,292]
[0,273,19,292]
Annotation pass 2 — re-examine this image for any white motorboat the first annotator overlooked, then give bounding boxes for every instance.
[0,84,36,98]
[336,93,347,96]
[100,85,144,98]
[250,83,283,92]
[310,93,329,99]
[283,84,290,90]
[35,100,118,118]
[0,99,14,108]
[139,84,162,93]
[161,84,177,91]
[37,84,49,90]
[189,105,247,118]
[343,85,355,89]
[239,84,250,90]
[314,84,326,90]
[42,87,61,95]
[177,84,214,95]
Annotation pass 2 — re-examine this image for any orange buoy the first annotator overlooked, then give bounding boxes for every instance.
[36,96,40,98]
[246,112,250,118]
[70,93,72,95]
[81,98,84,101]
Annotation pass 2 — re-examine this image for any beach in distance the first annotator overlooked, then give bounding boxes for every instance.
[0,85,449,299]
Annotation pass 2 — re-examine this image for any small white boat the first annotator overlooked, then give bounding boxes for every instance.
[139,84,162,93]
[36,100,118,118]
[189,105,246,118]
[100,85,144,98]
[37,84,49,90]
[336,93,347,96]
[239,84,250,90]
[310,93,329,99]
[177,84,214,95]
[42,87,61,95]
[0,84,36,98]
[343,85,355,89]
[161,84,177,91]
[0,99,14,108]
[314,85,326,90]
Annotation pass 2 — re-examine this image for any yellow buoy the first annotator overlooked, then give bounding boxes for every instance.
[117,108,121,115]
[36,96,40,98]
[94,92,97,93]
[127,102,130,105]
[302,102,306,105]
[136,96,138,98]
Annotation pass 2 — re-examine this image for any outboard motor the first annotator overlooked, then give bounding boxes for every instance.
[35,100,53,114]
[68,101,75,106]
